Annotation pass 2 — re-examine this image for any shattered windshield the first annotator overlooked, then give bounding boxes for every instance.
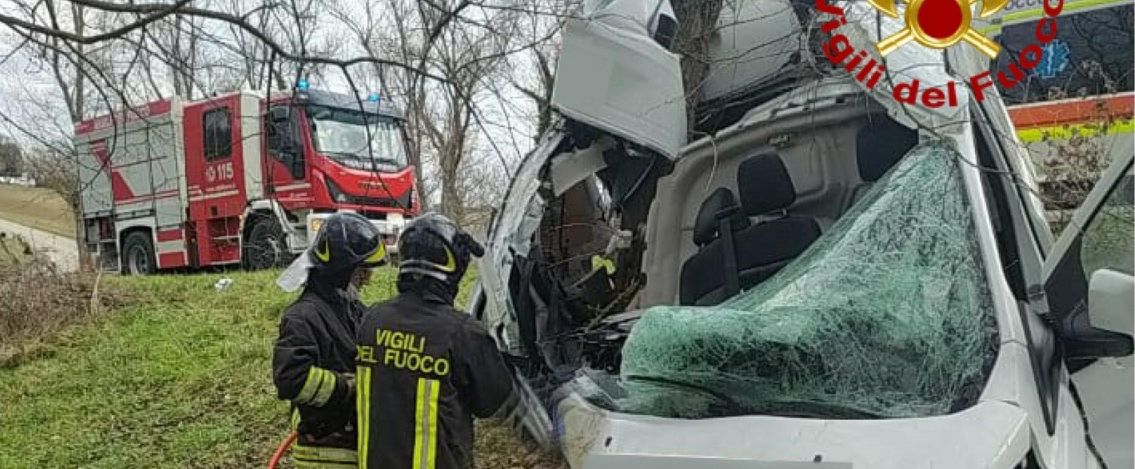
[308,105,407,171]
[613,143,999,419]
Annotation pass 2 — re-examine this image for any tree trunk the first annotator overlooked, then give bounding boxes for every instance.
[670,0,724,134]
[72,4,85,120]
[440,161,462,223]
[72,4,91,272]
[71,194,90,271]
[172,14,185,98]
[403,99,428,213]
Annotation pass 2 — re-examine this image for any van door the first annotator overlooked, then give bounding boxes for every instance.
[1040,152,1134,467]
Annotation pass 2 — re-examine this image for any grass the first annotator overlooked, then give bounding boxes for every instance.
[0,184,74,237]
[0,266,511,469]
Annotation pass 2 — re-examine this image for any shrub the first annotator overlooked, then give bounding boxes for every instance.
[0,238,123,366]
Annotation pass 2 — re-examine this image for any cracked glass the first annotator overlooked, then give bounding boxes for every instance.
[615,142,1000,419]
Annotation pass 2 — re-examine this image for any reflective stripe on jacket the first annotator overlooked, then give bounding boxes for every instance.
[272,286,363,449]
[293,442,358,468]
[356,292,515,469]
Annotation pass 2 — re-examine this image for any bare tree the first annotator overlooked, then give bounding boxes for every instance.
[1036,74,1127,229]
[0,0,578,268]
[335,0,569,223]
[511,46,555,140]
[0,137,24,176]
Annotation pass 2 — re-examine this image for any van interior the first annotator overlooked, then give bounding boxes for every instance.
[504,90,930,383]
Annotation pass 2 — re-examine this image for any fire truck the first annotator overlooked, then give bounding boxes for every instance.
[74,88,420,274]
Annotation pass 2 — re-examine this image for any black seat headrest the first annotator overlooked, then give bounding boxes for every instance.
[738,154,796,216]
[693,187,750,246]
[856,119,918,182]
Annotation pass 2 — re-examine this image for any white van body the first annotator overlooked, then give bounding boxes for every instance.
[472,1,1135,468]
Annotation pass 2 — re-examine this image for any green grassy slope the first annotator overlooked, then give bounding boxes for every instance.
[0,267,489,468]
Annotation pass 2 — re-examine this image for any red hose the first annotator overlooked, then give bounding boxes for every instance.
[268,431,299,469]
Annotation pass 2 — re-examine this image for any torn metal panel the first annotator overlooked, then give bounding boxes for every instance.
[551,144,609,197]
[551,0,686,159]
[480,130,563,352]
[699,0,801,103]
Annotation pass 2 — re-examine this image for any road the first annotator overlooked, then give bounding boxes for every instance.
[0,217,79,272]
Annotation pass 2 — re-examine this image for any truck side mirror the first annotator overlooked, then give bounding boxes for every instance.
[289,157,305,179]
[269,107,291,123]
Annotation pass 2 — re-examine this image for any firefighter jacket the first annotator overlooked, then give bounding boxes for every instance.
[272,283,364,450]
[356,291,515,469]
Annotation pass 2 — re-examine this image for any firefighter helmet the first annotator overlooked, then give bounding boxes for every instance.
[277,212,386,292]
[397,213,483,296]
[310,212,386,273]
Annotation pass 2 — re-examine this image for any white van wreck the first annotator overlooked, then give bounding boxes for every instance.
[469,1,1135,468]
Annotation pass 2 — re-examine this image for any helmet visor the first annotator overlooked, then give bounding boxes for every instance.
[276,248,315,292]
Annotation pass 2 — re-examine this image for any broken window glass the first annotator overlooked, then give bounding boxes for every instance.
[616,142,999,419]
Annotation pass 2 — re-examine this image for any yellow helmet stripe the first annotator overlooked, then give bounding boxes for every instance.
[364,243,386,264]
[437,246,457,273]
[315,239,331,262]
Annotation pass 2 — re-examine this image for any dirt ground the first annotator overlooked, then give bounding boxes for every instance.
[475,422,569,469]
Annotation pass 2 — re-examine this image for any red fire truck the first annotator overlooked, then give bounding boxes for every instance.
[75,89,420,274]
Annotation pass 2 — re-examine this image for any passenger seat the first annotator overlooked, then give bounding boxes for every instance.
[679,154,820,305]
[851,119,919,203]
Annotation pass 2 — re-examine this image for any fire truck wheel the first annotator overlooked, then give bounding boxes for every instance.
[122,231,157,275]
[244,217,285,270]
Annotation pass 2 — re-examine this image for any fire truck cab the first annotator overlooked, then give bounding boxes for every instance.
[75,89,419,274]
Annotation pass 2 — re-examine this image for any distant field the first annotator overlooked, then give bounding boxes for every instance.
[0,185,74,237]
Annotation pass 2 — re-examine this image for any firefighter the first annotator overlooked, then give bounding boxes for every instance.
[272,212,386,468]
[355,213,514,469]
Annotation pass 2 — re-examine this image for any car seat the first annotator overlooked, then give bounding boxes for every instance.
[679,154,820,305]
[852,119,919,203]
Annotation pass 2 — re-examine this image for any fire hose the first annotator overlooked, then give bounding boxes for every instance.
[267,431,298,469]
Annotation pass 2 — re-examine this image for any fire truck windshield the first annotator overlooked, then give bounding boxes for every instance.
[308,105,408,171]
